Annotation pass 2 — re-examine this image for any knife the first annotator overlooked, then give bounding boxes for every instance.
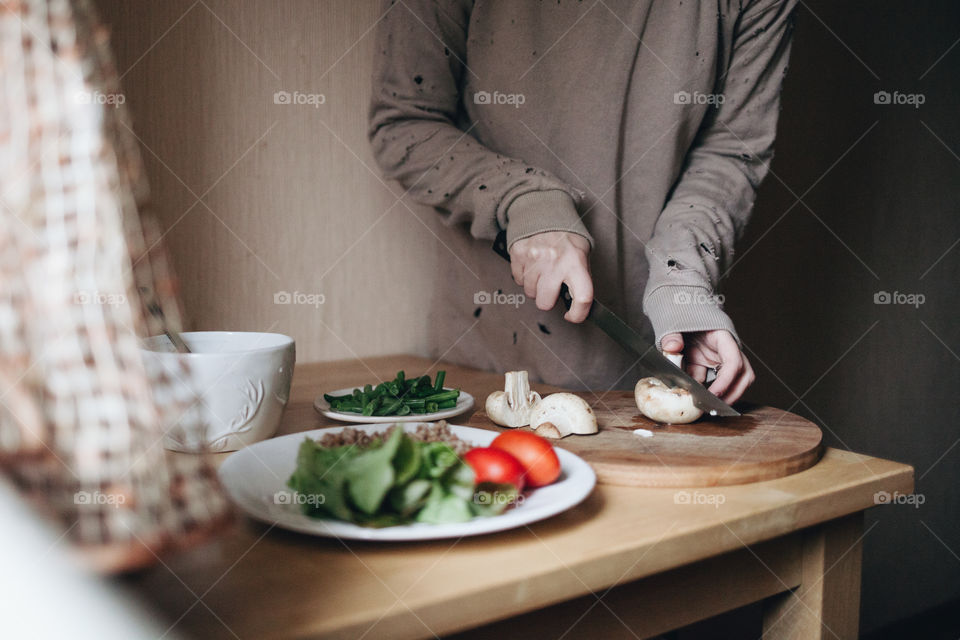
[492,230,739,417]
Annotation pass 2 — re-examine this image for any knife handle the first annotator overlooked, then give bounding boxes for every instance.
[492,231,574,311]
[492,229,511,261]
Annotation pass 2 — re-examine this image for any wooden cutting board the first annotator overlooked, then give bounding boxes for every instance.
[467,390,823,487]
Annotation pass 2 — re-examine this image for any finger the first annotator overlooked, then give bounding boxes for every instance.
[661,332,684,354]
[562,267,594,323]
[707,333,743,399]
[683,345,718,369]
[722,354,756,404]
[522,269,540,299]
[535,276,562,312]
[510,257,524,287]
[686,363,708,384]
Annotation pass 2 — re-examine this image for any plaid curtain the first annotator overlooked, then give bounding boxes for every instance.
[0,0,230,571]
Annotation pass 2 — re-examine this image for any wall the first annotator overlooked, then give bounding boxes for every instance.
[98,0,442,363]
[99,0,959,633]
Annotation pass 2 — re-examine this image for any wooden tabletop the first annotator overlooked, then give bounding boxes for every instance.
[125,355,914,639]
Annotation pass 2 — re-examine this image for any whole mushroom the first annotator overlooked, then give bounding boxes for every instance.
[485,371,541,428]
[634,378,703,424]
[529,393,598,439]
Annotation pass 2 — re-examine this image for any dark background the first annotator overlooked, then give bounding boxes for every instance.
[726,0,960,632]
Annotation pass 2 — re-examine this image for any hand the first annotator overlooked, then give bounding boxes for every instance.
[509,231,593,323]
[661,329,755,404]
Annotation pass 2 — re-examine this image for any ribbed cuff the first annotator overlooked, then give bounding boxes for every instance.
[505,190,594,249]
[643,285,740,349]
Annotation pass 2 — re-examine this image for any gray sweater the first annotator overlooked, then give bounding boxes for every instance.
[369,0,797,389]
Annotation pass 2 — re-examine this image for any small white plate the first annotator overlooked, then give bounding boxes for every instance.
[314,387,475,423]
[218,423,596,541]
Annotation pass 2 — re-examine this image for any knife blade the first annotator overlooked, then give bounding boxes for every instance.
[492,231,739,417]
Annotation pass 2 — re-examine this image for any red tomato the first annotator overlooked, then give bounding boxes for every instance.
[463,447,526,491]
[491,431,561,488]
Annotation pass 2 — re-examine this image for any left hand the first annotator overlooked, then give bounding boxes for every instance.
[660,330,755,404]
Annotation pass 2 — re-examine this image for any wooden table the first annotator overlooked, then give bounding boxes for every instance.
[125,356,914,639]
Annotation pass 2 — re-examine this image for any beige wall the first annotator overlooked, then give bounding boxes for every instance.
[99,0,441,363]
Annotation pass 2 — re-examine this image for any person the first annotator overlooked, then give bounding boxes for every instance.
[369,0,798,401]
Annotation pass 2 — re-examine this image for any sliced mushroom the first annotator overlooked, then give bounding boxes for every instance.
[634,377,703,424]
[529,393,598,438]
[485,371,541,428]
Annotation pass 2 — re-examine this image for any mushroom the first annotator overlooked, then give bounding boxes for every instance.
[634,377,703,424]
[529,393,598,439]
[485,371,542,428]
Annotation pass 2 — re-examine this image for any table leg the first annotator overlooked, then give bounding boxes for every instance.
[762,513,864,640]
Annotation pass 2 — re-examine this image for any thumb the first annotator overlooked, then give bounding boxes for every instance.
[661,332,684,354]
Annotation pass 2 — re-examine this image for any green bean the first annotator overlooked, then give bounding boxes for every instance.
[362,396,382,416]
[329,371,460,416]
[375,396,403,416]
[422,389,459,403]
[335,403,363,414]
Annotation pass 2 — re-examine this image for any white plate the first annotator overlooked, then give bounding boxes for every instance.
[314,387,475,423]
[218,423,596,541]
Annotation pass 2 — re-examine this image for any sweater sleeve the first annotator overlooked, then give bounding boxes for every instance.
[642,0,798,347]
[367,0,592,249]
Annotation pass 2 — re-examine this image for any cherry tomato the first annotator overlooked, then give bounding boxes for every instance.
[463,447,526,491]
[491,431,561,488]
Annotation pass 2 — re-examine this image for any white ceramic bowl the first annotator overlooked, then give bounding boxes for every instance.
[141,332,295,452]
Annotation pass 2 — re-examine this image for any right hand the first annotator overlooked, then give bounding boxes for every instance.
[509,231,593,323]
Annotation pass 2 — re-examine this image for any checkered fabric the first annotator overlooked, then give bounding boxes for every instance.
[0,0,229,568]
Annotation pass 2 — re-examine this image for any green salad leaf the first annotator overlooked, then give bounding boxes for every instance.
[287,427,507,528]
[345,427,402,514]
